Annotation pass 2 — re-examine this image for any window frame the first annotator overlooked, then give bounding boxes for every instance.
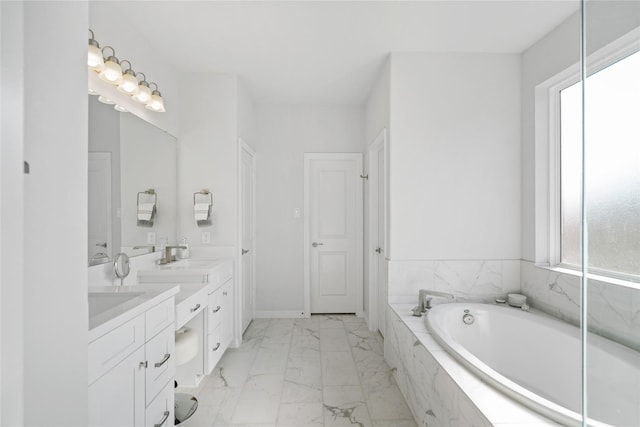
[535,27,640,286]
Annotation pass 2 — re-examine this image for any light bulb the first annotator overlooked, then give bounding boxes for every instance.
[118,70,139,94]
[88,31,105,71]
[145,91,165,112]
[88,43,105,71]
[133,82,151,104]
[98,95,115,105]
[98,57,123,85]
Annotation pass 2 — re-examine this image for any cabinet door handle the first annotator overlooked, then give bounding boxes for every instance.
[154,410,170,427]
[154,353,171,368]
[223,291,228,296]
[212,342,221,351]
[190,303,201,313]
[139,361,148,369]
[212,305,221,313]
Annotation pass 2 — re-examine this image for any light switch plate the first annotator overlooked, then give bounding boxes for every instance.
[202,231,211,244]
[147,231,156,244]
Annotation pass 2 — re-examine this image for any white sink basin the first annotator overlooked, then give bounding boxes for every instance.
[88,292,144,317]
[137,258,228,283]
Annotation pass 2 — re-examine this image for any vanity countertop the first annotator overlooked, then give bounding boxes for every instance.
[138,257,232,275]
[88,284,180,342]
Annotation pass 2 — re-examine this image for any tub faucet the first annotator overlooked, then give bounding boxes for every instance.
[160,245,187,265]
[412,289,455,317]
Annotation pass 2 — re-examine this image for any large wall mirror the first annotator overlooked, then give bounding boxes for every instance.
[88,95,177,266]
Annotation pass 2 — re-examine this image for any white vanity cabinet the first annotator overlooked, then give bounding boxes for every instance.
[206,278,233,373]
[137,258,235,380]
[88,296,176,427]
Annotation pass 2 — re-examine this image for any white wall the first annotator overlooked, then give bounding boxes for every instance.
[0,2,24,424]
[389,52,521,261]
[384,53,522,303]
[178,74,239,252]
[254,105,364,314]
[365,59,391,146]
[22,2,89,425]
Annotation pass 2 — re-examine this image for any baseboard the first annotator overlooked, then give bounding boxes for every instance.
[254,310,307,319]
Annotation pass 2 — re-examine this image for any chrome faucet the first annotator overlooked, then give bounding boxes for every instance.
[412,289,455,317]
[160,245,187,265]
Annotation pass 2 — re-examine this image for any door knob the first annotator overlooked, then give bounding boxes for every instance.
[312,242,324,248]
[375,247,382,254]
[242,249,250,255]
[96,242,107,248]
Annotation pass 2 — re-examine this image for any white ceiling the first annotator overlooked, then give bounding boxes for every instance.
[96,1,579,105]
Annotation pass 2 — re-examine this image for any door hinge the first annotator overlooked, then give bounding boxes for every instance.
[360,174,368,180]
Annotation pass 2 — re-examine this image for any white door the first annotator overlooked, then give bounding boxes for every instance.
[239,141,256,333]
[88,153,112,264]
[368,130,388,336]
[305,153,363,314]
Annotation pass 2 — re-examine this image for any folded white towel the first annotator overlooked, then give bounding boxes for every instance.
[138,203,155,221]
[194,202,210,221]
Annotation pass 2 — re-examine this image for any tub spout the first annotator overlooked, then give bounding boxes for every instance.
[418,289,454,315]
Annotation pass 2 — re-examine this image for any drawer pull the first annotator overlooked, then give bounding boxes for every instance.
[223,291,228,296]
[139,361,148,369]
[154,410,170,427]
[212,342,221,351]
[154,353,171,368]
[212,305,221,313]
[190,304,201,313]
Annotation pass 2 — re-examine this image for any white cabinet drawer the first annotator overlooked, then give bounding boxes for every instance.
[145,324,175,406]
[176,287,207,328]
[206,328,224,374]
[89,314,145,384]
[146,297,175,340]
[207,290,222,333]
[145,380,174,427]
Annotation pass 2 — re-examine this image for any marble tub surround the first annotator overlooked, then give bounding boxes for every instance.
[386,304,557,426]
[521,261,640,352]
[388,259,521,304]
[178,315,417,426]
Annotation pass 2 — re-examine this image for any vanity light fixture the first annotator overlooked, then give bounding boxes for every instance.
[88,29,165,112]
[114,104,129,113]
[133,72,152,104]
[98,95,115,105]
[98,46,124,85]
[117,60,139,95]
[87,30,105,71]
[145,82,165,112]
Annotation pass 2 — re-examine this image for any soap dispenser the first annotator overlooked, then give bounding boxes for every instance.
[178,237,190,259]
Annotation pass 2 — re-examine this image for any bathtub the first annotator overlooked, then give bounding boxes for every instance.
[425,303,640,427]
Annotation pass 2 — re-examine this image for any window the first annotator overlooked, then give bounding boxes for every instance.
[558,49,640,278]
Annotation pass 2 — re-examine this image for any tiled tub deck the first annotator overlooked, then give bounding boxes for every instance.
[385,304,559,427]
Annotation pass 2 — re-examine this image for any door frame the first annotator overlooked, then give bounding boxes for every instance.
[367,129,388,333]
[303,153,364,317]
[237,138,256,345]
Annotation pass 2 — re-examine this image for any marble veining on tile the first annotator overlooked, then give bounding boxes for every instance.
[180,315,417,427]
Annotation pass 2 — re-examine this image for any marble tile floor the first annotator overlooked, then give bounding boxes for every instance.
[179,315,417,427]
